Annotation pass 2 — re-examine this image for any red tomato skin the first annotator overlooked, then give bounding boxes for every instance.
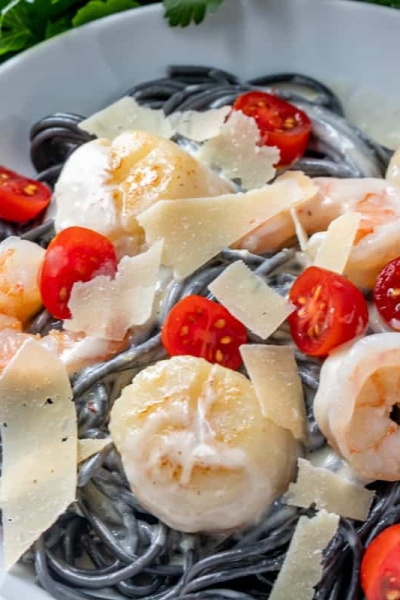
[232,91,312,166]
[361,524,400,600]
[288,266,369,357]
[39,226,118,320]
[374,256,400,329]
[0,166,51,223]
[161,295,247,370]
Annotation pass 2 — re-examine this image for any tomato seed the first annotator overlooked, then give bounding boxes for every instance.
[23,184,37,196]
[214,319,226,329]
[215,349,224,362]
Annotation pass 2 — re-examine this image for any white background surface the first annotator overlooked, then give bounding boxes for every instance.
[0,0,399,597]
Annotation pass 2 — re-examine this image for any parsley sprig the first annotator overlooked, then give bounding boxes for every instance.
[0,0,226,61]
[0,0,396,63]
[163,0,224,26]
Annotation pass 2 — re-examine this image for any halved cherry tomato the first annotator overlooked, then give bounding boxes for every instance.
[39,226,118,320]
[361,524,400,600]
[161,295,247,370]
[232,91,312,167]
[374,257,400,329]
[288,266,368,357]
[0,166,51,223]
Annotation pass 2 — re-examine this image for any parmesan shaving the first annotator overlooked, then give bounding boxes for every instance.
[65,241,163,340]
[169,107,231,141]
[314,213,361,274]
[209,261,294,339]
[240,344,307,441]
[269,510,339,600]
[79,97,231,143]
[283,458,374,521]
[0,339,77,570]
[290,207,309,252]
[138,179,310,279]
[198,111,279,190]
[78,438,111,463]
[79,97,174,140]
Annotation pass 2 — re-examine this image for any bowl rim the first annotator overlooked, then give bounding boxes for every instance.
[0,0,399,597]
[0,0,398,81]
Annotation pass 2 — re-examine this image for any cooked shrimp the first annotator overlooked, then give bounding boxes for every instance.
[236,171,317,253]
[0,328,124,375]
[0,314,22,331]
[0,237,44,323]
[314,333,400,481]
[40,330,126,374]
[238,174,400,288]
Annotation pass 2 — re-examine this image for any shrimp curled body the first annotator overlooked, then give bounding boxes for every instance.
[239,175,400,289]
[0,329,124,375]
[314,333,400,481]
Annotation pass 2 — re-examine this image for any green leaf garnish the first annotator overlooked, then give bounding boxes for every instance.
[0,1,396,66]
[162,0,224,26]
[72,0,139,27]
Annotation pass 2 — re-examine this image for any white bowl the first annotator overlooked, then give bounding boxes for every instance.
[0,0,399,597]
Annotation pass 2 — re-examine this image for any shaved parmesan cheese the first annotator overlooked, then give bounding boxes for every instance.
[309,446,373,487]
[240,344,307,441]
[169,107,231,142]
[198,111,279,190]
[283,458,374,521]
[79,97,174,140]
[209,261,294,339]
[269,510,339,600]
[0,339,76,570]
[56,336,122,374]
[314,213,361,274]
[78,438,111,463]
[65,241,163,340]
[80,97,231,144]
[138,179,309,279]
[290,207,309,252]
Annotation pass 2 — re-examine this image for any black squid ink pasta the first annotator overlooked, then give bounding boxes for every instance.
[3,65,398,600]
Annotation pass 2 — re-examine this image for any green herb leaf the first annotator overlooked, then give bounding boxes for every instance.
[0,27,32,53]
[0,0,39,56]
[163,0,224,26]
[45,15,71,38]
[49,0,85,21]
[72,0,139,27]
[362,0,400,5]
